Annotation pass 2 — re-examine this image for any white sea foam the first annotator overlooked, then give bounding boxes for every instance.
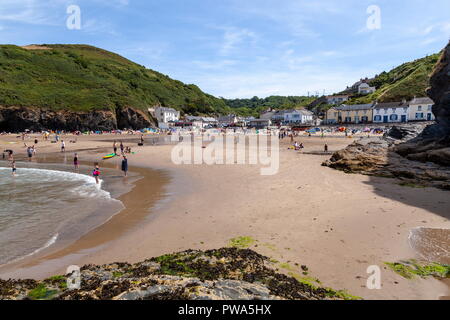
[0,166,122,265]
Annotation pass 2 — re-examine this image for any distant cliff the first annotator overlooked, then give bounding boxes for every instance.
[0,44,230,131]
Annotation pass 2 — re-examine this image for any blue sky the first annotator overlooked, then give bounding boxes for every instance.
[0,0,449,98]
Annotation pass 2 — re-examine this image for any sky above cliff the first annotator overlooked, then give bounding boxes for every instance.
[0,0,449,98]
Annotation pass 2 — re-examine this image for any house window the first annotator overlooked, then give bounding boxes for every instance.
[374,115,382,121]
[415,113,424,119]
[390,114,398,121]
[383,109,387,114]
[428,105,432,111]
[418,106,422,111]
[376,109,380,114]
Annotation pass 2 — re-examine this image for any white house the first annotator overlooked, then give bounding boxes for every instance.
[326,95,349,105]
[186,116,218,128]
[155,106,180,128]
[249,119,272,129]
[409,97,435,121]
[358,83,376,95]
[373,101,409,123]
[218,115,238,126]
[283,109,314,124]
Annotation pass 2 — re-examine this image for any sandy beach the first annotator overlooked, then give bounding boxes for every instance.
[0,132,449,300]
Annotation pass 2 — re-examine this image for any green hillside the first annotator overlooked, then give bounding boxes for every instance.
[347,53,440,104]
[223,96,316,117]
[0,44,230,115]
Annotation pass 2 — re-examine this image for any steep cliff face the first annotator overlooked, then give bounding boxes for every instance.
[428,41,450,129]
[0,106,154,132]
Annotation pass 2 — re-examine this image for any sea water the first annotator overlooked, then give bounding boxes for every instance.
[0,164,123,265]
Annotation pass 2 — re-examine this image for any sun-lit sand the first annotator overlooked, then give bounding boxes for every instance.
[0,132,449,300]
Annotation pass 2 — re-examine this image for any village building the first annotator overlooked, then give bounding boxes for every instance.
[185,116,218,128]
[373,101,409,123]
[357,83,376,95]
[283,109,314,125]
[409,97,435,121]
[325,103,374,124]
[218,115,238,126]
[326,95,349,105]
[248,119,272,129]
[155,106,180,129]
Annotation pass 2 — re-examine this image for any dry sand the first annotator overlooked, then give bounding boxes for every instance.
[0,132,449,300]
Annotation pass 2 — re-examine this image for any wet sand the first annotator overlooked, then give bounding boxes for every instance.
[0,132,449,300]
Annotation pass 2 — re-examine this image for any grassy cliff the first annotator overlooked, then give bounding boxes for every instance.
[348,53,440,104]
[0,44,230,115]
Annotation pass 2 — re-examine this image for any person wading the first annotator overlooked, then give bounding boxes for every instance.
[121,156,128,177]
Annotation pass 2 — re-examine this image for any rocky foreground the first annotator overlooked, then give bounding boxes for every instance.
[0,248,358,300]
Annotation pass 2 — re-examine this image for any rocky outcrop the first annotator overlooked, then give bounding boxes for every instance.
[0,248,357,300]
[427,41,450,129]
[0,106,155,132]
[392,41,450,165]
[322,136,450,190]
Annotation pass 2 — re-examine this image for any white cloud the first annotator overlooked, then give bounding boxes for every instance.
[219,28,257,56]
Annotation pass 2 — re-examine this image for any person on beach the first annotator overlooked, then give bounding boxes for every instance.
[11,160,16,176]
[61,140,66,153]
[27,146,34,161]
[140,135,144,145]
[113,141,118,155]
[120,141,124,154]
[121,155,128,177]
[73,153,79,170]
[92,163,100,184]
[324,144,328,152]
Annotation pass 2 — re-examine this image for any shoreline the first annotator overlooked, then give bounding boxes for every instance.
[0,133,449,300]
[0,151,171,279]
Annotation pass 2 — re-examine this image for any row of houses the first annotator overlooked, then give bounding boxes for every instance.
[325,97,435,124]
[152,105,317,129]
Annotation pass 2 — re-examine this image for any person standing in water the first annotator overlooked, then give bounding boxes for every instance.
[11,160,16,176]
[113,141,118,155]
[120,141,124,155]
[121,155,128,177]
[73,153,79,170]
[92,163,100,184]
[27,146,34,161]
[61,140,66,153]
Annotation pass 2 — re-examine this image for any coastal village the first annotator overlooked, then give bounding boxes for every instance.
[150,77,436,130]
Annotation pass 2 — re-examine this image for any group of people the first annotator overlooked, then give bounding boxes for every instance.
[4,135,131,182]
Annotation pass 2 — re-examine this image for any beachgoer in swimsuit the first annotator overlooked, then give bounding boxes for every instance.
[92,163,100,184]
[113,141,117,155]
[61,140,66,152]
[74,153,79,170]
[11,161,16,176]
[27,146,33,161]
[121,156,128,177]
